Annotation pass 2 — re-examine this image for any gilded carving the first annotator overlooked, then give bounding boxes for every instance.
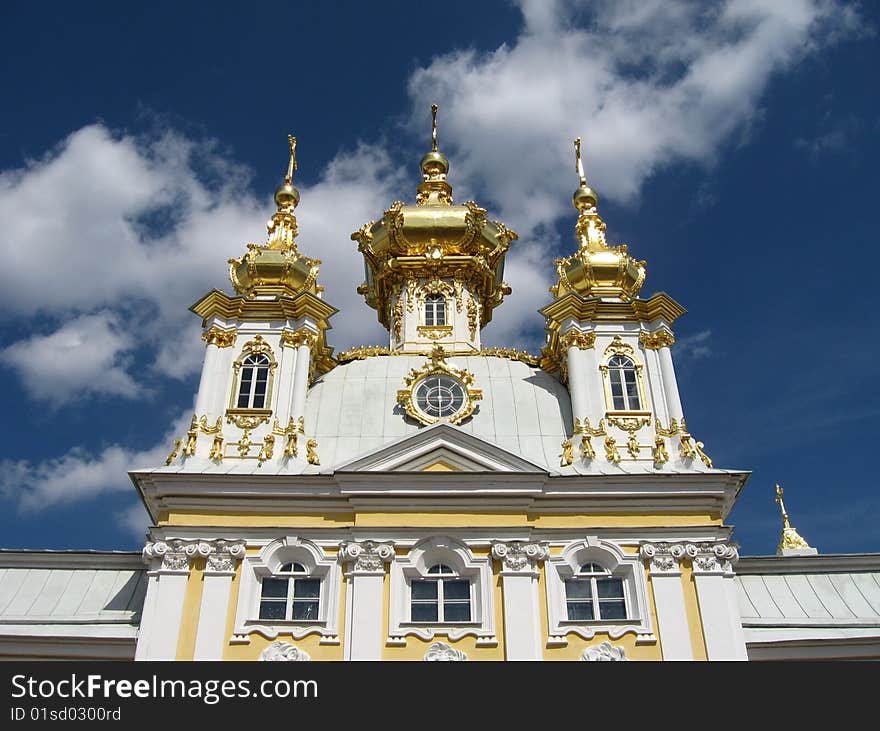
[336,345,393,362]
[164,439,181,466]
[281,329,317,349]
[258,434,275,463]
[201,327,237,348]
[559,330,596,350]
[639,330,675,350]
[694,441,713,468]
[626,432,641,459]
[652,434,669,464]
[467,292,478,340]
[775,484,814,553]
[306,439,320,465]
[241,333,274,357]
[392,291,404,342]
[209,433,224,462]
[655,418,680,438]
[182,415,198,457]
[604,437,621,463]
[560,440,574,467]
[479,348,540,366]
[580,435,595,460]
[396,346,482,426]
[603,335,635,358]
[273,417,303,459]
[199,416,222,434]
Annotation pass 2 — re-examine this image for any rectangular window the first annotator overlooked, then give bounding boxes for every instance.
[597,578,627,620]
[259,578,288,620]
[292,579,320,620]
[411,580,439,621]
[443,580,471,622]
[609,370,626,410]
[565,579,595,620]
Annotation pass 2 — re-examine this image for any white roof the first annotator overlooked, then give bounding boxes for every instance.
[149,355,725,477]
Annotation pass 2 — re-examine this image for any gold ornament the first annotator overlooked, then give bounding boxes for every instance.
[604,437,621,463]
[775,484,814,553]
[306,439,320,465]
[639,330,675,350]
[165,439,182,466]
[580,435,595,460]
[652,434,669,464]
[560,440,574,467]
[258,434,275,464]
[183,415,198,457]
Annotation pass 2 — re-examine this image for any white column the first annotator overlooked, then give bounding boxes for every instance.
[193,541,246,661]
[657,345,684,421]
[566,346,588,422]
[492,542,548,660]
[275,339,299,425]
[136,541,195,661]
[340,541,395,661]
[639,544,693,660]
[691,544,747,661]
[644,349,670,424]
[289,336,314,422]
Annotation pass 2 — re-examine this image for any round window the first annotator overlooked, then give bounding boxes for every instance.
[414,375,467,419]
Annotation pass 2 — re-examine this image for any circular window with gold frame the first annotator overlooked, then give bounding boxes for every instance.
[397,346,482,426]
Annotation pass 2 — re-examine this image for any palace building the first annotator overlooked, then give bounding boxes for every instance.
[2,112,879,661]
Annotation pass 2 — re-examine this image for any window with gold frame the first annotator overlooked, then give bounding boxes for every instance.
[228,334,277,414]
[599,336,648,414]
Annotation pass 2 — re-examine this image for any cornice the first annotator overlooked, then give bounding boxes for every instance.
[0,550,144,571]
[736,553,880,574]
[539,291,687,325]
[189,288,338,325]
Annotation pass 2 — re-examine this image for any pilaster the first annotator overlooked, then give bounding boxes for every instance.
[340,541,395,661]
[193,540,247,660]
[491,541,549,660]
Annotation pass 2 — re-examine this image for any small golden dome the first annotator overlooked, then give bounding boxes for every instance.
[420,150,449,176]
[572,182,598,211]
[274,181,300,209]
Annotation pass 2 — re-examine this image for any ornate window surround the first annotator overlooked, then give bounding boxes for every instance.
[388,536,497,646]
[227,334,277,416]
[545,537,655,647]
[598,336,649,416]
[416,280,455,339]
[231,537,341,645]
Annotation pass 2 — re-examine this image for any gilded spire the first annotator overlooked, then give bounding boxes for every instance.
[417,103,453,205]
[775,484,816,555]
[266,134,301,249]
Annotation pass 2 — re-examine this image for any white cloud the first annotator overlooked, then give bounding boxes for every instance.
[1,311,140,404]
[115,502,152,540]
[0,411,190,511]
[675,329,713,361]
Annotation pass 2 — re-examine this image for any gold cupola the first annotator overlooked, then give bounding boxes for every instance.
[228,135,323,299]
[351,105,518,342]
[551,138,646,302]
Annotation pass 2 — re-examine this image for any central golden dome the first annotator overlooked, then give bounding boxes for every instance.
[352,105,517,331]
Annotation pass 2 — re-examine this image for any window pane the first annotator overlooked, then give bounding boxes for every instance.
[444,602,471,622]
[294,579,320,599]
[292,601,320,621]
[597,578,625,599]
[565,579,592,599]
[411,603,438,622]
[259,600,287,620]
[609,369,625,410]
[279,563,292,572]
[412,581,438,599]
[444,580,470,600]
[428,564,452,575]
[566,601,594,621]
[237,374,253,408]
[598,600,627,620]
[261,578,288,598]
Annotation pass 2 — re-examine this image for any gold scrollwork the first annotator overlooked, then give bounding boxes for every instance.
[273,417,304,459]
[639,330,675,350]
[560,439,574,467]
[694,441,713,468]
[202,327,237,348]
[258,434,275,464]
[559,330,596,350]
[199,416,222,434]
[655,418,680,437]
[241,333,274,356]
[479,348,540,366]
[608,415,651,434]
[281,329,317,349]
[604,437,621,463]
[580,435,595,460]
[626,433,641,459]
[183,415,198,457]
[306,439,320,465]
[652,435,669,464]
[165,439,182,466]
[467,293,478,340]
[392,291,404,341]
[209,434,224,461]
[603,335,635,358]
[417,325,453,340]
[396,345,482,426]
[336,345,394,362]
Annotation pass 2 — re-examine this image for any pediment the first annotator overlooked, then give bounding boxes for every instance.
[336,423,547,474]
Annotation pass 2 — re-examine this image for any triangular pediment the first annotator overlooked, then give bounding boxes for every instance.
[336,423,547,474]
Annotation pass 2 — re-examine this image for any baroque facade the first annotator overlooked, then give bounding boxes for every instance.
[2,117,879,661]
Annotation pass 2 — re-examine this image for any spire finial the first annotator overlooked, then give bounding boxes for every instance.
[431,103,439,152]
[575,137,586,185]
[774,483,816,556]
[286,134,297,184]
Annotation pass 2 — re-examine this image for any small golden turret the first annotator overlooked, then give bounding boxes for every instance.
[550,137,646,301]
[227,135,322,299]
[775,484,816,556]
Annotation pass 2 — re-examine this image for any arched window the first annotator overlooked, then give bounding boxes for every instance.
[424,294,446,326]
[236,353,271,409]
[411,563,471,622]
[564,562,627,621]
[259,562,321,621]
[607,355,641,411]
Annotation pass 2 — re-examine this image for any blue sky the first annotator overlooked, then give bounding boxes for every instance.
[0,0,877,555]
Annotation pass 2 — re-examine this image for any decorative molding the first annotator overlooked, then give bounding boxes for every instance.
[639,330,675,350]
[201,326,237,348]
[142,538,246,574]
[491,541,549,573]
[259,641,311,661]
[640,541,738,576]
[241,333,274,357]
[281,328,318,349]
[559,330,596,350]
[396,345,482,426]
[338,541,395,573]
[424,642,468,661]
[560,439,573,467]
[581,641,628,661]
[478,347,540,366]
[336,345,393,362]
[603,335,635,357]
[545,538,655,647]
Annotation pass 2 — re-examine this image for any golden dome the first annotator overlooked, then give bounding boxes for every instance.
[228,135,323,299]
[352,104,517,330]
[552,138,645,302]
